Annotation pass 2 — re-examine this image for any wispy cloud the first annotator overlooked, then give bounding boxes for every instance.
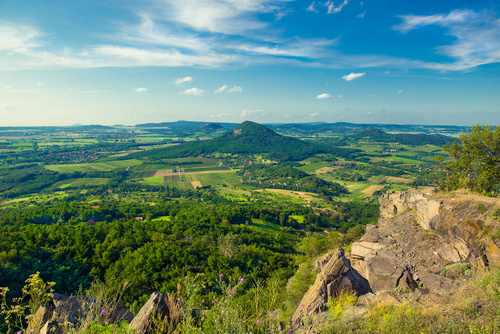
[325,0,349,14]
[397,89,403,94]
[180,87,205,95]
[174,76,193,84]
[307,1,318,13]
[310,112,319,117]
[316,93,332,99]
[356,11,366,18]
[215,85,243,93]
[394,9,500,70]
[136,87,148,92]
[342,72,365,81]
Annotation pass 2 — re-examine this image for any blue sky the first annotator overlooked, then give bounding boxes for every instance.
[0,0,499,126]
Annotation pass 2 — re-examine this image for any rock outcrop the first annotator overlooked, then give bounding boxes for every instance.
[291,248,371,327]
[29,293,135,334]
[129,291,182,334]
[351,190,500,295]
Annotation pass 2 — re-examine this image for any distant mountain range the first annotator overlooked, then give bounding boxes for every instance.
[128,121,359,161]
[135,120,470,136]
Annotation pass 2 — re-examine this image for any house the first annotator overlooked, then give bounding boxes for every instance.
[135,217,144,221]
[91,205,100,209]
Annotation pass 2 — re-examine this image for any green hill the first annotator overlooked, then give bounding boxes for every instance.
[127,121,358,161]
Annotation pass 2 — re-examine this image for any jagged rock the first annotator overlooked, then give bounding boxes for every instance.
[27,305,54,334]
[379,190,441,229]
[351,241,386,260]
[412,288,428,303]
[50,293,134,329]
[291,249,371,327]
[397,270,418,291]
[129,291,180,334]
[360,224,380,242]
[376,291,400,304]
[357,292,376,306]
[314,253,333,271]
[361,254,404,293]
[419,273,465,296]
[40,319,64,334]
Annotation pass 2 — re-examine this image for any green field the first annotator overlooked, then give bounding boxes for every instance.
[55,178,110,189]
[143,176,164,184]
[45,159,142,172]
[297,162,330,173]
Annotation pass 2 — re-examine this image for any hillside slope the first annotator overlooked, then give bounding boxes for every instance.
[127,121,358,161]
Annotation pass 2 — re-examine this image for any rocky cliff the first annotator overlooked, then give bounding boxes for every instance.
[293,189,500,326]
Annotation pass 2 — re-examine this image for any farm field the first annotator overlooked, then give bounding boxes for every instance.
[55,178,110,189]
[45,159,142,172]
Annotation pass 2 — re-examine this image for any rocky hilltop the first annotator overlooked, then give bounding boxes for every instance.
[293,189,500,327]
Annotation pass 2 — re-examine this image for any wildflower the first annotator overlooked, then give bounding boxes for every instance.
[228,291,232,296]
[185,276,189,279]
[202,300,205,303]
[221,310,225,314]
[219,274,223,278]
[239,278,244,283]
[232,287,236,291]
[212,300,215,303]
[192,284,197,287]
[300,303,304,307]
[100,310,107,316]
[256,319,260,324]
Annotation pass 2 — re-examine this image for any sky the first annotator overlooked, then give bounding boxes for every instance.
[0,0,499,126]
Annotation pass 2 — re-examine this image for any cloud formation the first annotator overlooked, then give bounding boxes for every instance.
[215,85,243,93]
[179,87,205,95]
[307,2,318,13]
[325,0,349,14]
[316,93,332,99]
[136,87,148,92]
[394,9,500,70]
[174,76,193,84]
[342,72,365,81]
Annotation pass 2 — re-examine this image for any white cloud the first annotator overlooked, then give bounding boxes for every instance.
[310,112,319,117]
[338,94,344,98]
[356,11,366,18]
[325,0,349,14]
[397,89,403,94]
[211,112,233,118]
[342,72,365,81]
[316,93,332,99]
[3,85,12,89]
[215,85,242,93]
[228,86,242,93]
[307,1,318,13]
[36,81,43,86]
[136,87,148,93]
[393,9,500,70]
[214,85,227,94]
[241,109,263,117]
[180,87,205,95]
[174,76,193,84]
[0,23,41,51]
[150,0,284,35]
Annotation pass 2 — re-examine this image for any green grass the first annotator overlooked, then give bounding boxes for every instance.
[386,156,427,164]
[45,159,142,173]
[54,178,110,189]
[142,176,164,184]
[297,162,330,173]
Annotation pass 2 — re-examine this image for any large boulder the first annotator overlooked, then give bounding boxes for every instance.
[27,305,54,334]
[129,291,181,334]
[291,249,371,328]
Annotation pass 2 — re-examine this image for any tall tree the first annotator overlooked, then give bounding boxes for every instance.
[436,125,500,194]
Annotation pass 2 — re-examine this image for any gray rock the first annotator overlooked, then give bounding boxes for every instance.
[419,272,465,296]
[129,291,179,334]
[291,249,371,328]
[27,305,54,334]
